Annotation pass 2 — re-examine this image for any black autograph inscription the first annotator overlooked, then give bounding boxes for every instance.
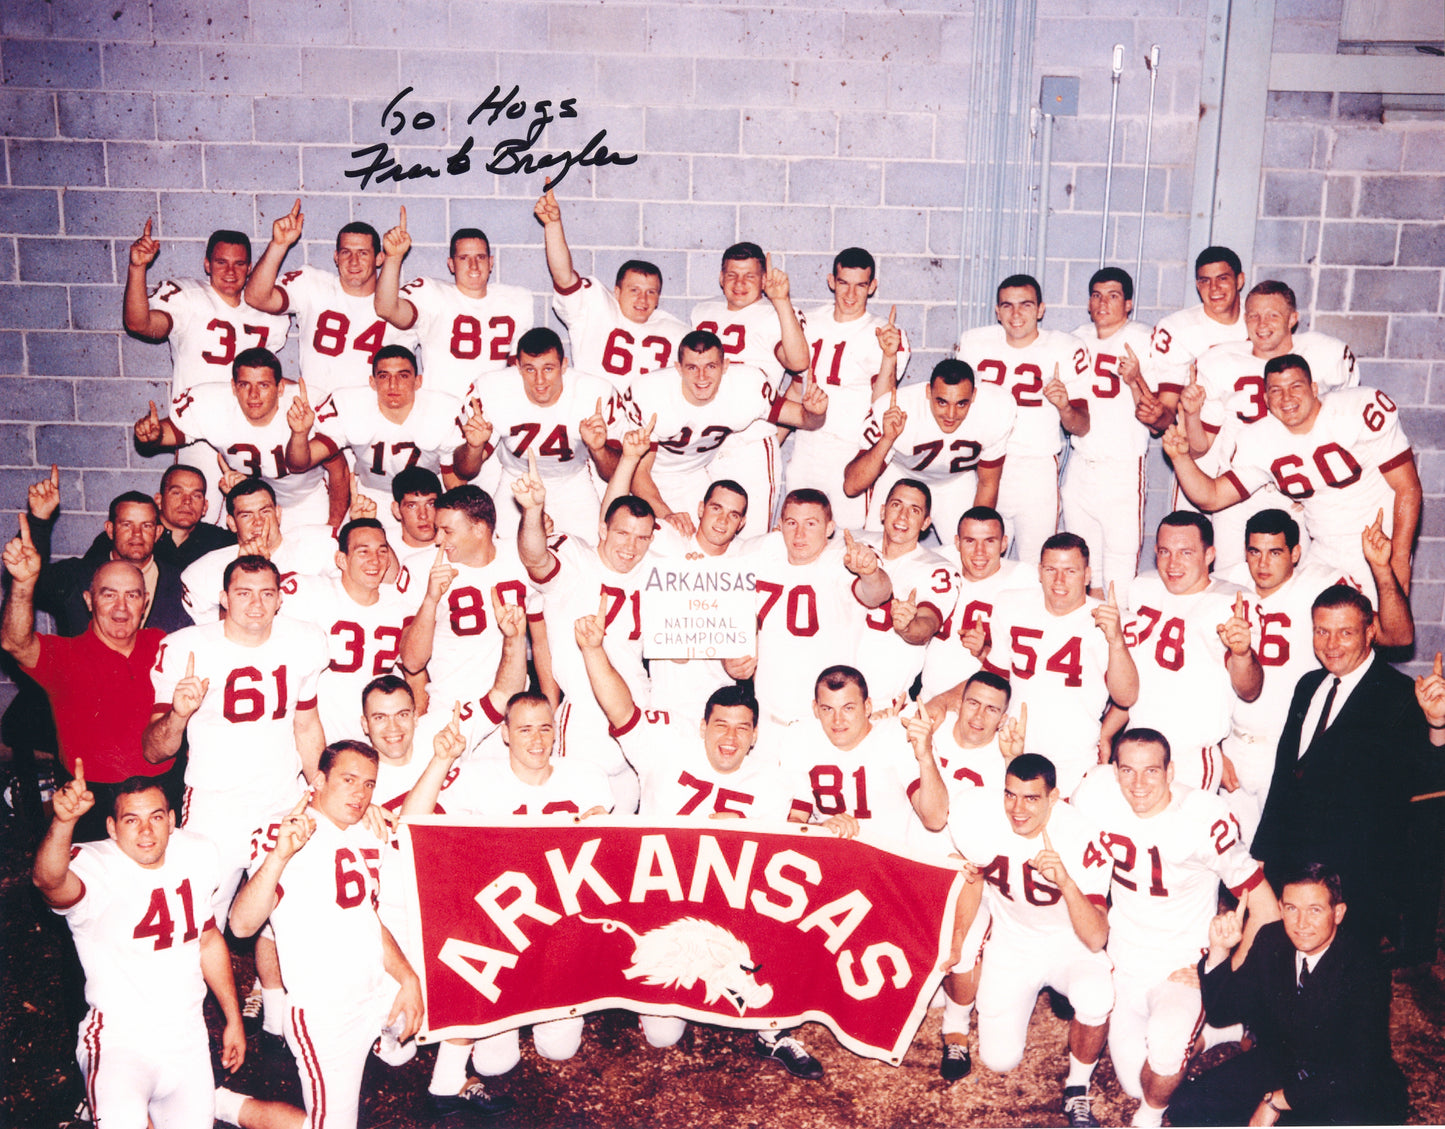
[345,85,638,190]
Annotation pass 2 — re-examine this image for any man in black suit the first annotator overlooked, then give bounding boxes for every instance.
[1252,584,1430,944]
[1168,864,1407,1126]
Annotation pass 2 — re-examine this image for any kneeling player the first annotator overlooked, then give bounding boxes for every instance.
[33,768,244,1128]
[949,754,1115,1127]
[1072,729,1278,1127]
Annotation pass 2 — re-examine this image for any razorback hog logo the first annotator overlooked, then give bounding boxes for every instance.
[581,915,774,1015]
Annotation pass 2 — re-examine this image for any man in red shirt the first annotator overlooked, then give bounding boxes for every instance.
[2,513,167,842]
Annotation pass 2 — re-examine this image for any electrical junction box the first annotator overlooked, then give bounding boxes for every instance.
[1041,76,1079,116]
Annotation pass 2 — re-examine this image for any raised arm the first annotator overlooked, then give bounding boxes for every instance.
[1161,421,1246,513]
[873,305,901,399]
[31,760,93,907]
[762,256,810,373]
[534,186,580,292]
[1044,364,1089,437]
[283,378,334,471]
[1093,582,1139,708]
[843,390,904,498]
[843,529,893,609]
[142,651,208,764]
[1218,591,1263,703]
[484,594,531,717]
[1034,827,1109,952]
[1383,453,1422,595]
[1362,508,1413,647]
[512,449,559,581]
[122,218,172,340]
[1,514,43,668]
[451,396,493,482]
[773,369,828,432]
[374,206,419,330]
[904,707,949,831]
[244,198,303,314]
[133,399,185,455]
[397,546,455,677]
[400,701,467,818]
[575,595,637,730]
[229,794,313,938]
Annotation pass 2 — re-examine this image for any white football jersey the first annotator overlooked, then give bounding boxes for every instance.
[1124,575,1247,775]
[613,706,793,821]
[621,364,783,477]
[312,386,463,492]
[798,304,912,445]
[445,757,614,818]
[853,533,959,708]
[534,535,652,719]
[463,367,618,483]
[859,381,1014,486]
[398,277,533,399]
[1225,386,1411,549]
[1070,319,1158,461]
[948,789,1113,945]
[422,540,533,702]
[919,559,1034,701]
[553,275,689,381]
[146,277,291,395]
[1148,304,1247,396]
[987,587,1115,796]
[1219,562,1346,741]
[285,575,414,743]
[783,721,926,850]
[151,617,329,808]
[692,297,799,381]
[248,809,387,1009]
[747,534,872,725]
[954,326,1090,457]
[169,381,327,513]
[274,266,418,397]
[61,831,221,1042]
[1072,767,1264,981]
[907,727,1008,859]
[179,525,341,624]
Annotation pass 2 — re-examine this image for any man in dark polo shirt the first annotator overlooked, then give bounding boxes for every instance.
[2,513,169,843]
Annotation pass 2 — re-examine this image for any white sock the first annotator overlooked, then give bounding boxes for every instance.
[1199,1022,1243,1050]
[1131,1100,1166,1127]
[1066,1053,1096,1089]
[429,1040,472,1096]
[213,1087,247,1126]
[261,987,287,1036]
[941,998,973,1037]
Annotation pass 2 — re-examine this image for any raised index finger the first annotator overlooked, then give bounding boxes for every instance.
[1435,651,1443,678]
[765,252,772,274]
[399,204,407,231]
[1373,507,1384,530]
[598,589,611,623]
[297,376,309,404]
[288,790,312,817]
[17,512,32,546]
[527,447,539,479]
[434,545,448,567]
[289,198,302,218]
[73,757,85,789]
[1018,700,1028,734]
[643,412,657,436]
[1233,591,1244,618]
[889,388,897,410]
[888,304,896,326]
[142,217,152,240]
[450,699,462,729]
[185,651,195,678]
[1040,826,1054,854]
[1107,581,1117,607]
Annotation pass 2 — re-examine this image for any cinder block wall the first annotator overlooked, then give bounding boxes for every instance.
[1,0,1440,706]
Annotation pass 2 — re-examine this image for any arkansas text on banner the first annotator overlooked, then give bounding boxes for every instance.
[396,818,964,1064]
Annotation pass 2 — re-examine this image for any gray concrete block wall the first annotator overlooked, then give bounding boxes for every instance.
[0,0,1440,702]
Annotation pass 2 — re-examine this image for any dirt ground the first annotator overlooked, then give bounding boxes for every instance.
[4,804,1445,1129]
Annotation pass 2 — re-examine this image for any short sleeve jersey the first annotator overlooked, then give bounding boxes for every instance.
[1224,386,1412,547]
[553,275,689,381]
[907,728,1006,859]
[948,788,1113,945]
[274,266,419,398]
[422,540,533,698]
[920,559,1035,699]
[372,696,508,813]
[853,533,959,707]
[859,381,1014,485]
[1148,304,1247,396]
[1071,766,1264,980]
[169,381,327,512]
[445,756,614,818]
[463,368,619,483]
[147,277,291,395]
[179,526,341,624]
[1219,563,1347,741]
[987,587,1114,793]
[747,535,872,725]
[284,575,415,744]
[1124,575,1246,759]
[954,326,1090,457]
[248,810,387,1009]
[801,304,912,440]
[533,535,651,709]
[151,617,329,807]
[1196,333,1357,439]
[611,706,793,821]
[621,365,784,476]
[61,831,221,1041]
[312,387,463,492]
[783,723,925,849]
[398,277,534,399]
[692,298,799,382]
[1070,319,1158,461]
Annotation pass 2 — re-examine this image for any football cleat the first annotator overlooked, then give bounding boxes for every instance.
[1063,1085,1100,1128]
[940,1040,972,1082]
[428,1078,516,1118]
[240,981,263,1035]
[754,1033,824,1080]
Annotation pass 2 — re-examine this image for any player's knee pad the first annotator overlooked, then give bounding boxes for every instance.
[470,1030,522,1076]
[533,1016,585,1061]
[1062,959,1115,1027]
[976,1019,1026,1075]
[1143,981,1204,1081]
[639,1014,686,1048]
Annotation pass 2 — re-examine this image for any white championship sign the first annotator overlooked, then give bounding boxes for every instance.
[640,561,756,659]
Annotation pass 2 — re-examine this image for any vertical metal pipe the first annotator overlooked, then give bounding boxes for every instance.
[1135,45,1161,291]
[1100,43,1125,267]
[1036,111,1054,280]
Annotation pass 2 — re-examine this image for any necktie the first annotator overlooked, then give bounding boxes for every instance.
[1309,677,1341,749]
[1298,958,1311,992]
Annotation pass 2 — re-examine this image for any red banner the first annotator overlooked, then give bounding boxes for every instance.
[395,818,964,1064]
